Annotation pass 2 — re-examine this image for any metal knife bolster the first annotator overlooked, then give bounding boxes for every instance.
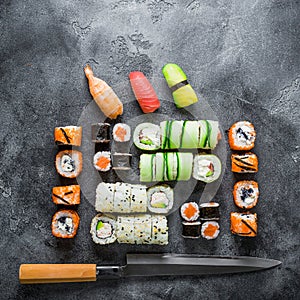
[96,266,124,278]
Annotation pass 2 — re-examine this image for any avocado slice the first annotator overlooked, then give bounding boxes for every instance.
[172,85,198,108]
[96,221,104,231]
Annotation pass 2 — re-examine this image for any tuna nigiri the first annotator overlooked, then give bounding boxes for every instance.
[129,71,160,113]
[84,65,123,119]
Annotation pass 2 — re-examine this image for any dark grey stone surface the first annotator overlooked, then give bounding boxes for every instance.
[0,0,299,299]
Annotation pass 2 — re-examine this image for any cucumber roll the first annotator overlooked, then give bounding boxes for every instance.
[160,120,183,149]
[155,152,165,182]
[193,154,222,183]
[139,154,155,182]
[90,214,117,245]
[133,123,161,150]
[177,152,193,181]
[147,185,174,214]
[180,121,199,149]
[162,63,198,108]
[198,120,220,149]
[164,152,178,181]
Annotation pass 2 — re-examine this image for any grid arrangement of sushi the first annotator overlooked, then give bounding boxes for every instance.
[90,214,168,245]
[95,182,173,214]
[180,202,220,239]
[133,120,221,150]
[139,152,221,183]
[51,126,82,238]
[228,121,259,237]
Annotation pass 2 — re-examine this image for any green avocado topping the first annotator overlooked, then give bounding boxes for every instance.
[151,202,167,208]
[96,221,104,230]
[140,138,153,145]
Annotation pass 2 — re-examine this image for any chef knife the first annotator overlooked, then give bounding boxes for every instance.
[19,253,281,284]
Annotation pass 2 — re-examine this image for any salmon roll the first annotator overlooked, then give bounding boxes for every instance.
[51,209,80,238]
[113,123,131,142]
[52,185,80,205]
[93,151,111,172]
[180,202,199,221]
[228,121,256,150]
[54,126,82,146]
[230,212,257,237]
[201,221,220,240]
[182,221,201,239]
[199,202,220,220]
[55,150,82,178]
[233,181,259,209]
[231,152,258,173]
[91,123,110,143]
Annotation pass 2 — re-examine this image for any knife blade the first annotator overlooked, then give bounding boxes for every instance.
[19,253,281,284]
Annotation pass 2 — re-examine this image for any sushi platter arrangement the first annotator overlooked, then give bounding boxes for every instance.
[49,63,261,247]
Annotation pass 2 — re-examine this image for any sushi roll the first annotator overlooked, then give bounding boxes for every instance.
[116,215,135,244]
[230,212,257,237]
[91,123,110,143]
[139,154,156,182]
[199,202,220,220]
[113,182,131,213]
[201,221,220,240]
[151,215,168,245]
[180,202,199,222]
[134,214,152,244]
[133,123,161,151]
[160,120,183,149]
[198,120,221,150]
[147,185,174,214]
[55,150,82,178]
[130,184,147,213]
[182,221,201,239]
[193,154,222,183]
[52,185,80,205]
[51,209,80,238]
[228,121,256,150]
[177,152,193,181]
[112,153,132,170]
[233,180,259,209]
[54,126,82,146]
[113,123,131,142]
[129,71,160,113]
[162,63,198,108]
[231,152,258,173]
[90,214,117,245]
[95,182,115,213]
[93,151,111,172]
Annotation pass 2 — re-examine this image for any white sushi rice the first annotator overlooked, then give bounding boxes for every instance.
[236,183,259,207]
[95,182,115,213]
[116,216,135,244]
[93,151,111,172]
[147,185,174,214]
[201,221,220,240]
[113,123,131,142]
[232,121,256,147]
[151,215,168,245]
[130,185,147,213]
[114,182,131,213]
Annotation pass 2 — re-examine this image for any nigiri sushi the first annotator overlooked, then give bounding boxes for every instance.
[162,63,198,108]
[84,65,123,119]
[129,71,160,113]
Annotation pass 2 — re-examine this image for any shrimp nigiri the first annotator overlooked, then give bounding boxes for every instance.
[129,71,160,113]
[84,65,123,119]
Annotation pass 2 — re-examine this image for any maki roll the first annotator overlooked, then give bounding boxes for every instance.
[182,222,201,239]
[147,185,174,214]
[52,185,80,205]
[129,71,160,113]
[193,154,222,183]
[91,123,110,143]
[113,123,131,142]
[134,214,152,244]
[51,209,80,238]
[162,63,198,108]
[130,184,147,213]
[139,154,156,182]
[180,202,199,222]
[231,152,258,173]
[177,152,193,181]
[112,153,132,170]
[233,180,259,209]
[116,215,135,244]
[93,151,111,172]
[114,182,131,213]
[199,202,220,220]
[201,221,220,240]
[55,150,82,178]
[133,123,161,151]
[95,182,115,213]
[151,215,168,245]
[230,212,257,237]
[198,120,221,150]
[228,121,256,150]
[54,126,82,146]
[90,214,117,245]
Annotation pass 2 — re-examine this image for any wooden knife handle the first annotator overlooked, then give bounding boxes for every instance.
[19,264,97,284]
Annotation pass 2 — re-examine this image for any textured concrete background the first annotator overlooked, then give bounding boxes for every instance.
[0,0,299,299]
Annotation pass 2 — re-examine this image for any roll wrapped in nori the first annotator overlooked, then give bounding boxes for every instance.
[199,202,220,220]
[91,123,110,143]
[112,153,132,170]
[182,221,201,239]
[201,221,220,240]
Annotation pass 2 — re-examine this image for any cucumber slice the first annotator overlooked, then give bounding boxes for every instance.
[198,120,208,148]
[169,120,183,149]
[134,123,161,151]
[181,121,199,148]
[140,154,154,182]
[160,121,169,150]
[207,120,220,149]
[192,154,222,183]
[166,152,178,181]
[177,152,193,181]
[164,153,168,181]
[155,153,164,182]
